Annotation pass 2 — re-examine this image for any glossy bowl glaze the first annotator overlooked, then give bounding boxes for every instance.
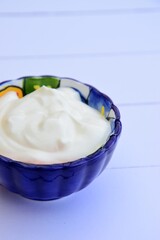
[0,76,122,200]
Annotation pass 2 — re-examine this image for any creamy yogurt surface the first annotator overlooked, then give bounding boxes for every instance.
[0,86,111,164]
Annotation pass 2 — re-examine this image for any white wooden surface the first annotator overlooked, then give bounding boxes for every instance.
[0,0,160,12]
[0,1,160,240]
[0,13,160,56]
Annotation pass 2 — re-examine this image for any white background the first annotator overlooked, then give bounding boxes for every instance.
[0,1,160,239]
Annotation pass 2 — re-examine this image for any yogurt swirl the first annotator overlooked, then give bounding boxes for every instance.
[0,86,111,164]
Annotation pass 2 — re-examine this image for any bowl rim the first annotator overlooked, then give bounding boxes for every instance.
[0,75,122,170]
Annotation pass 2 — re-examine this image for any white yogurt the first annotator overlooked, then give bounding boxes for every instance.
[0,86,111,164]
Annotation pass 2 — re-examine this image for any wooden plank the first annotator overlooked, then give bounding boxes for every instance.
[0,13,159,57]
[0,0,160,13]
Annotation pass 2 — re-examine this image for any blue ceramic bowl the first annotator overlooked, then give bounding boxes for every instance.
[0,76,122,200]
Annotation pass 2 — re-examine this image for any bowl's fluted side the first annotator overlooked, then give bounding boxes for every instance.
[0,131,120,201]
